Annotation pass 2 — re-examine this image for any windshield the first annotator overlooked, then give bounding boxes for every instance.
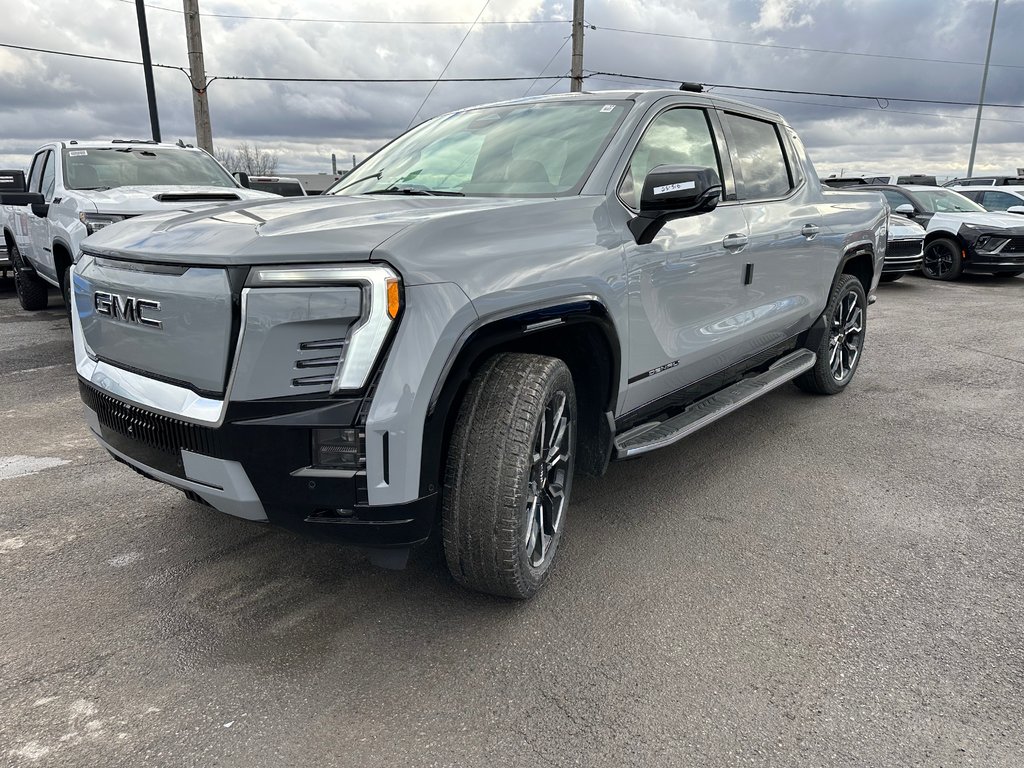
[329,100,631,197]
[249,180,304,196]
[62,147,238,190]
[913,188,986,213]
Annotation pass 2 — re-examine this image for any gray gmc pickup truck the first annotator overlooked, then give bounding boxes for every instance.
[71,90,886,598]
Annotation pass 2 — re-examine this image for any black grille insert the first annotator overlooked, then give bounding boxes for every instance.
[887,240,923,258]
[80,380,224,458]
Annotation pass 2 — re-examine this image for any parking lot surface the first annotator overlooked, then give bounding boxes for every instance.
[1,274,1022,767]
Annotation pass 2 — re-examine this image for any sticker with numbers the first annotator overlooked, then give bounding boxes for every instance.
[68,150,88,157]
[653,181,696,195]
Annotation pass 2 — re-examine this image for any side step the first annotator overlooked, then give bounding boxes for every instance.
[613,348,816,459]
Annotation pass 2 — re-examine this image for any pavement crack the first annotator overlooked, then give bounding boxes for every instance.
[955,344,1024,366]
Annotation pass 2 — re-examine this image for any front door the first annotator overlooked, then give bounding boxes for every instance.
[618,106,752,415]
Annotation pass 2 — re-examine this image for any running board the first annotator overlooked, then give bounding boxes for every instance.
[614,349,816,459]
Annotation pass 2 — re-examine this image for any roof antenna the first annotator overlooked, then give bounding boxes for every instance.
[679,82,704,93]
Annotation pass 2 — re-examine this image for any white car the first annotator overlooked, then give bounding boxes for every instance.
[0,140,278,314]
[863,184,1024,280]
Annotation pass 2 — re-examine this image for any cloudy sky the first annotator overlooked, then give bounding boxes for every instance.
[2,0,1022,181]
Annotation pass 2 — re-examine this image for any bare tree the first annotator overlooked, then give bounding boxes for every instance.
[214,141,278,175]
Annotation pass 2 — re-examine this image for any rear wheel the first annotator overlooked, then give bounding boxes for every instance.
[921,237,963,280]
[10,242,49,311]
[796,273,866,395]
[442,353,576,599]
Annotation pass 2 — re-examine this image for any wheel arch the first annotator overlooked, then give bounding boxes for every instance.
[52,238,74,284]
[833,244,875,296]
[420,299,621,498]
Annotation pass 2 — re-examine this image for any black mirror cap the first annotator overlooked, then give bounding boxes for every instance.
[30,202,50,218]
[0,169,27,193]
[234,171,251,188]
[0,191,45,207]
[638,165,722,213]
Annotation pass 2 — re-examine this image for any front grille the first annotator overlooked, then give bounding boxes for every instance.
[887,240,923,258]
[80,380,224,458]
[1002,237,1024,254]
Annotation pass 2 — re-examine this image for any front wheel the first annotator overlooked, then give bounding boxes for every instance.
[10,242,49,311]
[795,273,867,395]
[442,353,577,599]
[921,237,963,280]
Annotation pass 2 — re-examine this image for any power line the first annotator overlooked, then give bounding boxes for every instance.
[588,23,1024,71]
[586,71,1024,110]
[0,41,565,84]
[110,0,567,25]
[0,41,186,71]
[523,35,571,96]
[407,0,492,129]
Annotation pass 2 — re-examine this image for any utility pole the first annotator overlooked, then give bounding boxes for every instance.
[570,0,584,92]
[183,0,214,153]
[135,0,161,142]
[967,0,1000,177]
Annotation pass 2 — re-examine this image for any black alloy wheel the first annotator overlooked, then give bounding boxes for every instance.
[922,237,963,280]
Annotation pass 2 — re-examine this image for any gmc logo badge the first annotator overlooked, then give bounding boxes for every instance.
[94,292,162,328]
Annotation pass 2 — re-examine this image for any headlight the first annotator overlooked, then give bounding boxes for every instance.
[975,235,1010,253]
[246,264,401,393]
[79,212,128,235]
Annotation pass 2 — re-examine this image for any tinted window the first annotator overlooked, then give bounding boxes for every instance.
[957,189,982,203]
[725,113,792,199]
[980,190,1021,211]
[248,180,303,196]
[914,188,985,213]
[879,189,913,210]
[27,151,46,193]
[40,151,56,201]
[618,108,719,210]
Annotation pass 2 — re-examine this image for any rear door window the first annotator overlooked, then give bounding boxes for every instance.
[980,190,1019,211]
[724,113,793,199]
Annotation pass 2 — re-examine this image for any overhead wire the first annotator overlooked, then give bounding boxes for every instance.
[586,23,1024,71]
[110,0,567,25]
[406,0,492,128]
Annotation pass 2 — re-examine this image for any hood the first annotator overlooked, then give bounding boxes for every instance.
[76,184,277,214]
[931,209,1024,230]
[79,194,558,265]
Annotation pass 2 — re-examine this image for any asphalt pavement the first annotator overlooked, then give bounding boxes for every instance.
[1,274,1022,767]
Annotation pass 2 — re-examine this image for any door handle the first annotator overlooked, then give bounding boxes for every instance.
[722,233,748,251]
[801,223,820,238]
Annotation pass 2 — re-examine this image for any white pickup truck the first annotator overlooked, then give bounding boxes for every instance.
[0,140,277,314]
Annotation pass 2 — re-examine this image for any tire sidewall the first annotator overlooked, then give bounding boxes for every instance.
[514,366,577,593]
[922,237,962,280]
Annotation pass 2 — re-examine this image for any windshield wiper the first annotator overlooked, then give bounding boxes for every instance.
[333,169,384,192]
[365,186,464,197]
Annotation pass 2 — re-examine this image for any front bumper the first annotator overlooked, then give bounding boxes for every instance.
[80,378,438,547]
[964,251,1024,273]
[883,239,924,275]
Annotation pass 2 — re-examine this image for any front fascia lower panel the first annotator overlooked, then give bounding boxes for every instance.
[363,282,478,506]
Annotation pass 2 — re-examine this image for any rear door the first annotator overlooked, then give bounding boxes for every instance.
[619,103,751,414]
[28,148,58,281]
[721,111,826,348]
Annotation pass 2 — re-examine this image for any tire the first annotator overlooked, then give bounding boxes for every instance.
[992,270,1023,278]
[59,266,72,326]
[879,273,903,283]
[796,273,867,395]
[442,353,577,599]
[10,242,49,311]
[921,237,963,280]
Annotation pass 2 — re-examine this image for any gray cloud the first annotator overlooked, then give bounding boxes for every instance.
[2,0,1022,179]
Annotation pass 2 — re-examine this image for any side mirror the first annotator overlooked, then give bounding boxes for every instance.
[0,191,43,207]
[1006,205,1024,215]
[628,165,722,245]
[895,203,915,216]
[31,202,50,218]
[234,171,251,188]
